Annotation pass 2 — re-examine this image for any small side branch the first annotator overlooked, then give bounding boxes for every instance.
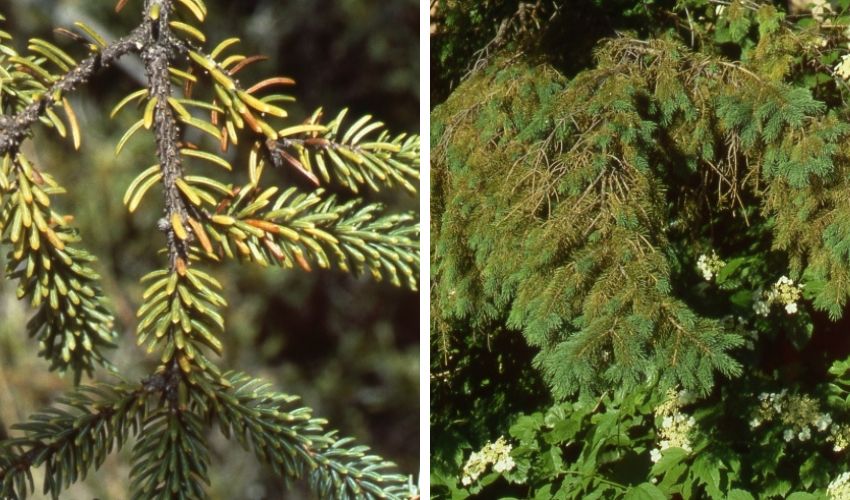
[0,382,147,498]
[0,25,146,155]
[207,372,417,499]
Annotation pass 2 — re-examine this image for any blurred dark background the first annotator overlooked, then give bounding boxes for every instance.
[0,1,419,498]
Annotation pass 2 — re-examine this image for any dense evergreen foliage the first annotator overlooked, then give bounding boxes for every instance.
[0,1,419,498]
[432,0,850,497]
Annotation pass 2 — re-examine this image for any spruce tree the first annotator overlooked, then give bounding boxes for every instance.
[0,0,419,498]
[432,1,850,496]
[432,1,849,399]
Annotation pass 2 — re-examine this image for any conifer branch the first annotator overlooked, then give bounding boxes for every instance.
[432,34,850,396]
[130,407,210,500]
[196,185,419,289]
[134,266,225,378]
[432,39,777,397]
[2,1,418,496]
[177,44,420,196]
[267,110,420,195]
[0,26,146,155]
[307,436,416,500]
[204,372,416,500]
[0,153,117,382]
[0,382,144,499]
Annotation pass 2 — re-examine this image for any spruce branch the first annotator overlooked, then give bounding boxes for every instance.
[0,153,117,382]
[432,32,850,397]
[130,407,210,500]
[267,109,420,195]
[307,436,417,500]
[0,382,144,499]
[1,0,419,496]
[0,25,146,155]
[203,372,416,500]
[134,266,226,378]
[177,43,420,195]
[432,39,773,397]
[194,185,419,289]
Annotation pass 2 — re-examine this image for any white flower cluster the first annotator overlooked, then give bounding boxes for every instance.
[837,54,850,81]
[810,0,833,22]
[831,424,850,452]
[803,31,829,51]
[752,293,771,317]
[753,276,803,316]
[828,472,850,500]
[697,251,725,281]
[834,24,850,80]
[750,390,834,444]
[461,436,516,486]
[650,389,696,463]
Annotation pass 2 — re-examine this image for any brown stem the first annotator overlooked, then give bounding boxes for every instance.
[139,0,191,272]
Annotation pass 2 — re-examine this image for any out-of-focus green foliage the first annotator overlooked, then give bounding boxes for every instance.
[0,0,419,498]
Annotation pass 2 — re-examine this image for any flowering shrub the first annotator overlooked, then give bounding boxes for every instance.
[460,436,516,486]
[750,391,831,443]
[829,472,850,499]
[755,276,805,316]
[650,389,697,463]
[697,252,725,281]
